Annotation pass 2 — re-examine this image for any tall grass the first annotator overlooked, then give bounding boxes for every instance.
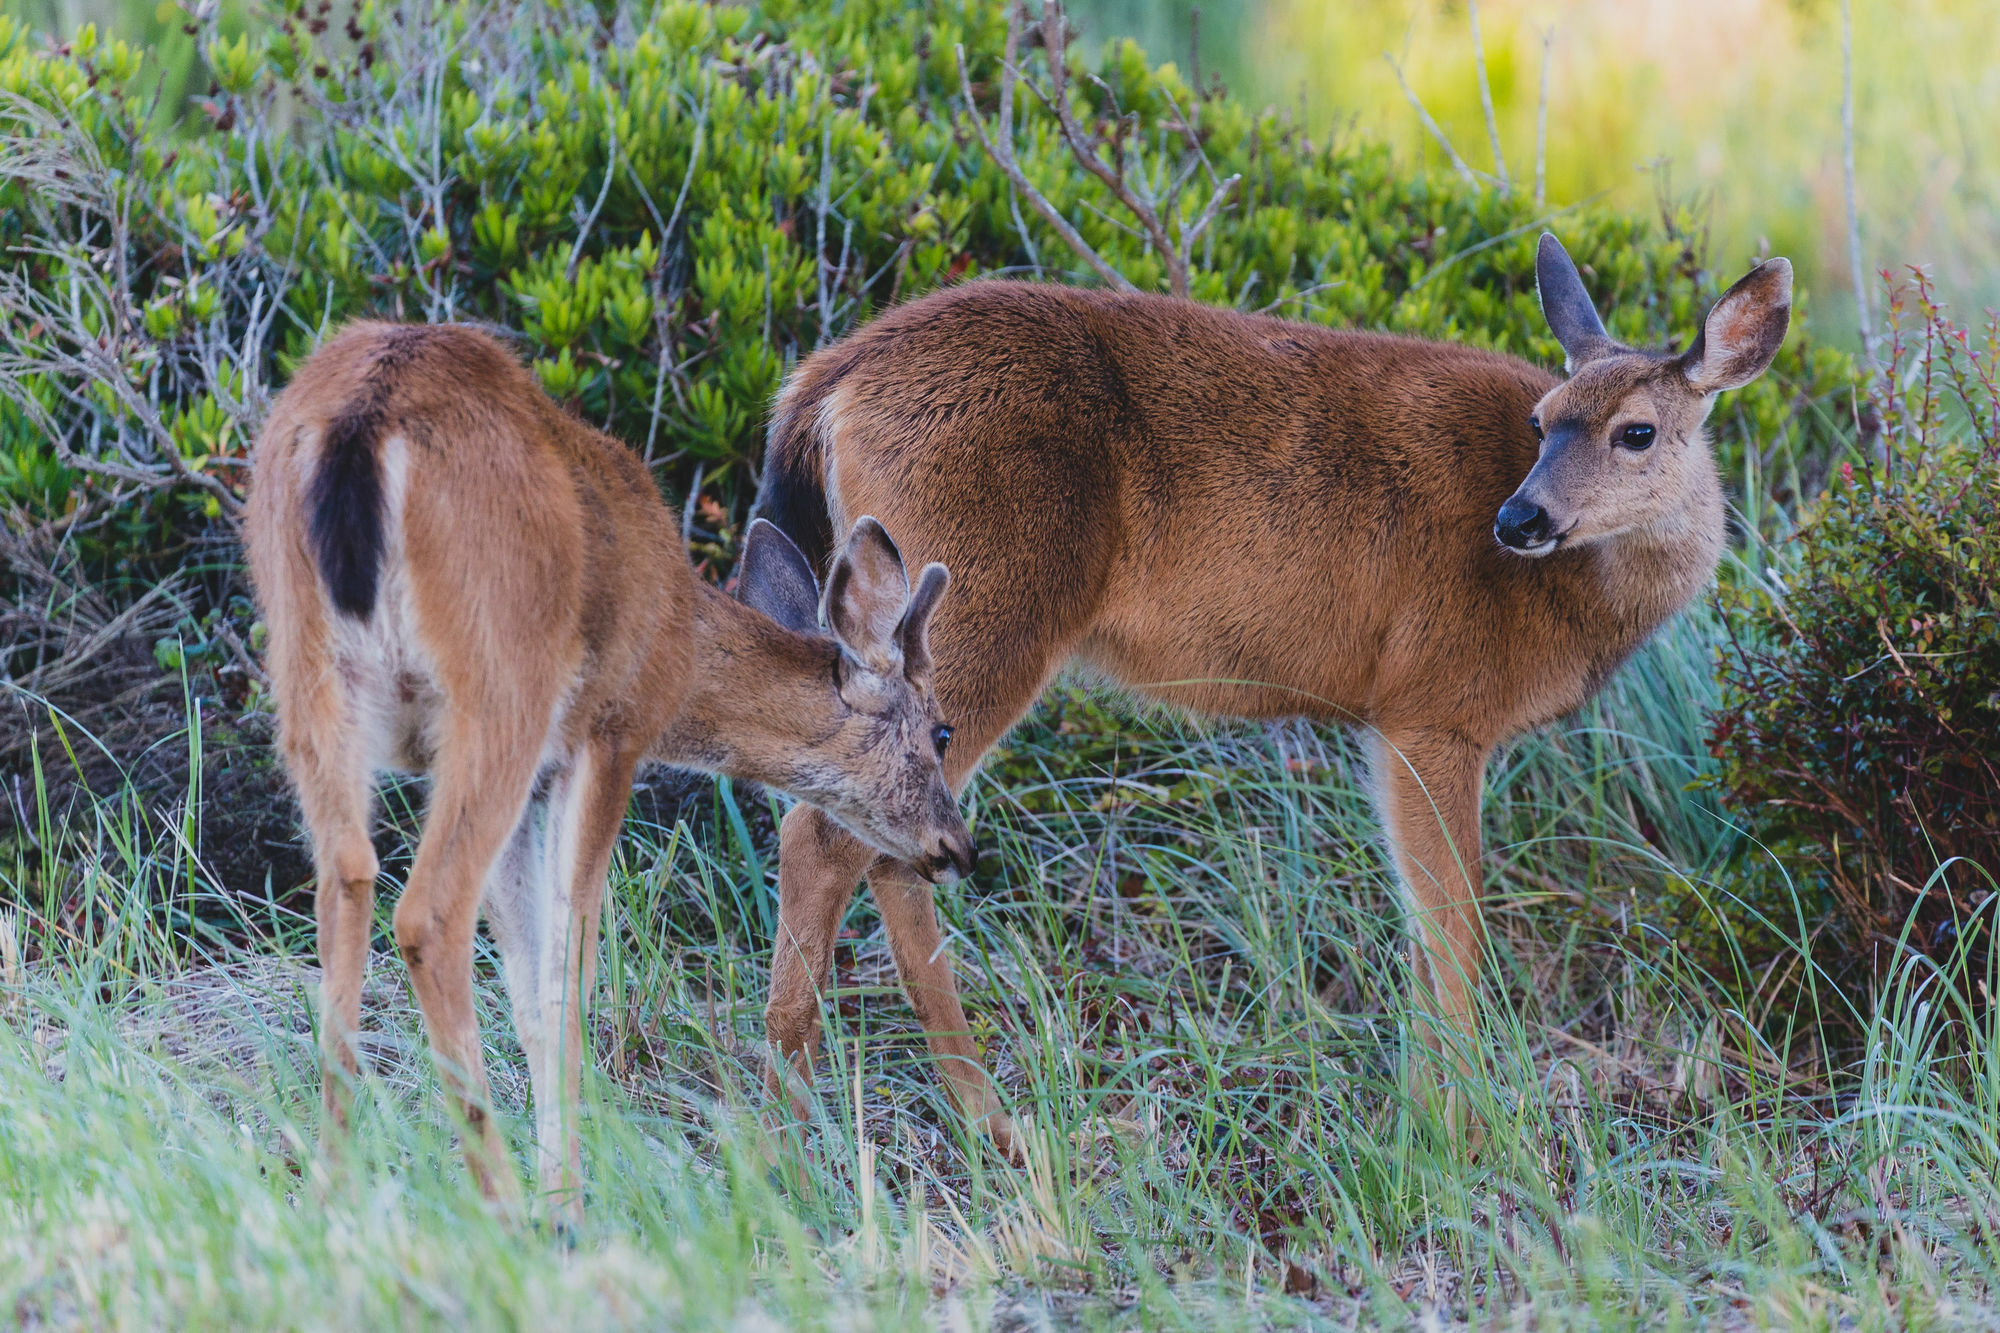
[3,601,1997,1327]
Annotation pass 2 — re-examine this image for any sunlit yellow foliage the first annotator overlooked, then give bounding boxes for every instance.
[1248,0,2000,344]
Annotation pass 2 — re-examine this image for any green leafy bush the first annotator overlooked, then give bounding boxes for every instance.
[0,0,1850,587]
[1712,278,1999,976]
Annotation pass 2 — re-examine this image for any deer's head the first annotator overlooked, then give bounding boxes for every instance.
[1496,233,1792,557]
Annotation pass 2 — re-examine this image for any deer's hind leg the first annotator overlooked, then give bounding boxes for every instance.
[275,647,381,1143]
[484,738,638,1226]
[392,707,549,1210]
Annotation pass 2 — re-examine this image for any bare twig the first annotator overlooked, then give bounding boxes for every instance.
[1534,27,1553,208]
[955,9,1135,293]
[1188,6,1202,93]
[1034,5,1183,283]
[1840,0,1874,364]
[1467,1,1509,191]
[639,85,709,464]
[1252,281,1343,317]
[1386,54,1480,191]
[566,89,621,284]
[957,1,1235,299]
[212,617,272,689]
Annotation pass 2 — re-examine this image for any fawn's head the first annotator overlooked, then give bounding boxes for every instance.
[1495,233,1792,557]
[732,516,973,882]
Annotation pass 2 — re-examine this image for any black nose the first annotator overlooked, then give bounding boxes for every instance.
[1495,496,1552,549]
[931,835,975,881]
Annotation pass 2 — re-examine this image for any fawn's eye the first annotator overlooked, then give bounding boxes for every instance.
[1529,416,1544,442]
[932,725,953,758]
[1619,423,1657,450]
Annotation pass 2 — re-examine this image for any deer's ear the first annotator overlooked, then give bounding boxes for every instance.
[896,562,950,684]
[1536,232,1617,371]
[736,519,821,635]
[1679,257,1793,394]
[824,516,910,675]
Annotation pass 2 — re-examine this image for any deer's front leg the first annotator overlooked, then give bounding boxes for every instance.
[764,803,875,1116]
[1367,726,1491,1126]
[865,856,1016,1162]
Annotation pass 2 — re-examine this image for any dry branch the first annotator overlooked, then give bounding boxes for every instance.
[958,1,1238,299]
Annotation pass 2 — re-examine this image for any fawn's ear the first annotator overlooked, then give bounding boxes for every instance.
[896,562,951,684]
[736,519,821,635]
[1679,257,1793,394]
[824,516,910,675]
[1537,232,1617,371]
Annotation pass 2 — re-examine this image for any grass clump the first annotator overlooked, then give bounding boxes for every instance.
[4,602,1999,1328]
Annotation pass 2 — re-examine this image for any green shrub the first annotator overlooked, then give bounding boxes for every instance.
[1711,277,1999,979]
[0,0,1850,594]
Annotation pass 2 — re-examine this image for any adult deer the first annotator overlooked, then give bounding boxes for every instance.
[754,234,1791,1153]
[246,322,971,1222]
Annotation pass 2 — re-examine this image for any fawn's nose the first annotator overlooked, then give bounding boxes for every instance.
[1494,496,1553,550]
[927,832,976,883]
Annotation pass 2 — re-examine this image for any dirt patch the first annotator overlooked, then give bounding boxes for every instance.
[1,524,313,919]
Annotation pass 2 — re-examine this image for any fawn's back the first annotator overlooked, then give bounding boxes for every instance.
[246,322,693,773]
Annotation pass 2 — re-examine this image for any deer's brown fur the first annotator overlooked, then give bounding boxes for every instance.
[245,321,971,1220]
[754,235,1792,1152]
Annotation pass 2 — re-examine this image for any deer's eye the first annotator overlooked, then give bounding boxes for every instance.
[1619,423,1657,450]
[1529,416,1544,442]
[932,725,953,758]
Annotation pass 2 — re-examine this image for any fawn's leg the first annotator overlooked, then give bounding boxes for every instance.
[279,670,380,1142]
[864,855,1017,1159]
[486,742,637,1227]
[481,784,558,1212]
[765,714,1033,1157]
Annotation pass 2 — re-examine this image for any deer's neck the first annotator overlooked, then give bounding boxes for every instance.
[1589,465,1728,645]
[649,583,826,777]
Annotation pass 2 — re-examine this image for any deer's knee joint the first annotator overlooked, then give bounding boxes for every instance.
[392,903,443,972]
[765,1014,812,1060]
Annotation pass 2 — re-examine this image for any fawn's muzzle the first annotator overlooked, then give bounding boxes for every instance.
[926,832,976,884]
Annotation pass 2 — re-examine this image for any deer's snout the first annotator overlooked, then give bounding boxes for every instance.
[925,830,976,884]
[1495,495,1557,554]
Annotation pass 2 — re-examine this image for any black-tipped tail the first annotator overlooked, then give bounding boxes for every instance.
[752,395,834,577]
[308,401,387,618]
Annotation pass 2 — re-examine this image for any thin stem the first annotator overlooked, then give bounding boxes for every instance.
[1468,0,1509,191]
[1386,54,1479,191]
[1841,0,1874,364]
[1534,27,1553,208]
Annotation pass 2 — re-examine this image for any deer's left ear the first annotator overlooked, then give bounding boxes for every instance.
[736,519,821,634]
[1679,258,1793,395]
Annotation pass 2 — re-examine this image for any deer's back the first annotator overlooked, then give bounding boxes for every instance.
[789,282,1627,738]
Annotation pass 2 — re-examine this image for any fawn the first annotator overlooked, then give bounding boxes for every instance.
[245,321,972,1221]
[753,234,1792,1153]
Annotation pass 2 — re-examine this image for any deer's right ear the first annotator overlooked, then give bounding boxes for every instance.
[1536,233,1616,371]
[737,519,821,635]
[1678,257,1793,395]
[824,516,911,675]
[897,562,951,683]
